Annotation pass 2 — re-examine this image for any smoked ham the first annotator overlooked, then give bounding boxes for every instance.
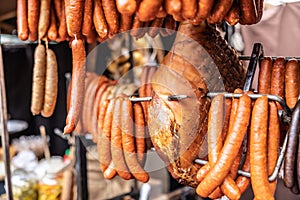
[148,21,245,188]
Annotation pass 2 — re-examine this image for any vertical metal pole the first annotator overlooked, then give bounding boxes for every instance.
[243,43,264,91]
[0,45,13,199]
[75,136,88,200]
[128,34,135,82]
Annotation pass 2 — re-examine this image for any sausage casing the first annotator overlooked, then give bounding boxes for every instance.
[268,101,280,194]
[111,97,132,180]
[258,57,272,94]
[137,0,163,22]
[122,99,149,182]
[181,0,197,20]
[98,99,114,172]
[65,0,85,37]
[284,100,300,188]
[17,0,29,41]
[239,0,258,25]
[31,44,46,115]
[64,38,86,134]
[250,96,274,200]
[285,59,299,109]
[116,0,137,15]
[207,0,234,24]
[28,0,40,41]
[82,0,93,36]
[93,0,109,38]
[102,0,119,37]
[133,102,146,166]
[41,49,58,117]
[38,0,51,39]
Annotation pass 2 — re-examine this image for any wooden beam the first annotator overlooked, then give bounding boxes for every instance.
[0,11,16,22]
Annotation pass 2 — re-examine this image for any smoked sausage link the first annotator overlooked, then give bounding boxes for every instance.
[116,0,137,15]
[122,99,149,182]
[82,0,93,36]
[47,6,58,41]
[38,0,51,39]
[285,59,299,109]
[58,0,68,41]
[239,0,258,25]
[258,57,272,94]
[192,0,214,24]
[102,0,119,37]
[31,44,46,115]
[93,0,109,38]
[17,0,29,41]
[41,49,58,117]
[27,0,40,41]
[65,0,85,37]
[268,101,280,195]
[137,0,163,22]
[196,94,251,197]
[224,0,240,26]
[250,96,274,200]
[133,102,146,165]
[181,0,197,19]
[64,38,86,134]
[207,0,234,24]
[111,97,132,180]
[98,99,114,172]
[270,57,286,99]
[284,100,300,188]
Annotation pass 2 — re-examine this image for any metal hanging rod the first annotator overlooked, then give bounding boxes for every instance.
[130,91,292,181]
[0,34,58,47]
[129,93,292,116]
[207,93,292,115]
[194,131,287,182]
[129,95,189,102]
[239,55,300,61]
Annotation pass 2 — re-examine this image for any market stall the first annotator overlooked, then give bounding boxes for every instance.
[0,0,300,199]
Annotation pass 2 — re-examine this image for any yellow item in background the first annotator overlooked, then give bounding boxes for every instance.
[38,174,62,200]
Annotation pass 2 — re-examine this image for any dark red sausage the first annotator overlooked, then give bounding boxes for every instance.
[284,100,300,188]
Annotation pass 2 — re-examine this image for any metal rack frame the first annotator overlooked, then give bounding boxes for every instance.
[1,36,298,200]
[0,39,13,200]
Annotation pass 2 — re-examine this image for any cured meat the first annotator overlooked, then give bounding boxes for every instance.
[148,21,245,187]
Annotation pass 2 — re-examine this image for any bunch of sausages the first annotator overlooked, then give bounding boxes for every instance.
[255,58,300,193]
[17,0,264,43]
[258,57,300,109]
[31,43,58,118]
[164,0,263,25]
[195,90,279,200]
[97,96,149,183]
[257,57,300,194]
[16,0,177,43]
[73,72,137,141]
[66,66,158,182]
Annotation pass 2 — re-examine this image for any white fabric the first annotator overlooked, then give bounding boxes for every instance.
[241,2,300,57]
[265,0,300,5]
